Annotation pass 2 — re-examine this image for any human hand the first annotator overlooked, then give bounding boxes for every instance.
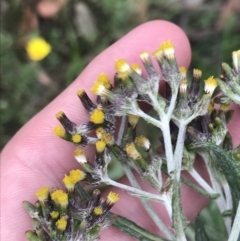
[1,20,240,241]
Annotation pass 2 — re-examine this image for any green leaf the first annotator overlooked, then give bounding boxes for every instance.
[191,142,240,222]
[113,216,169,241]
[195,214,209,241]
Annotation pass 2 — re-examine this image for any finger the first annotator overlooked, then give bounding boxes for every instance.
[1,20,192,241]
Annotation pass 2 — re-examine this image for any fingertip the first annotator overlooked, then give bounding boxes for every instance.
[79,20,191,90]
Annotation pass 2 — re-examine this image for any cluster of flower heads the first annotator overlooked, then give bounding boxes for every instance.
[24,177,119,241]
[24,40,240,240]
[52,41,221,173]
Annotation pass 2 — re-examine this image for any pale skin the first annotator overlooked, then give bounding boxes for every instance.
[1,20,240,241]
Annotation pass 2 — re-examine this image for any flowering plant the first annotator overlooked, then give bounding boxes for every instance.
[23,40,240,241]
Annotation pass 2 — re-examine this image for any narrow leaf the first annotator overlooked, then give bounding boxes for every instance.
[195,214,209,241]
[191,142,240,222]
[113,216,169,241]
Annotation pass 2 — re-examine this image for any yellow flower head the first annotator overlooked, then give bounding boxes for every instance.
[193,69,202,80]
[56,217,67,231]
[90,109,105,124]
[98,73,111,89]
[96,128,115,146]
[140,51,150,62]
[135,136,151,151]
[128,114,140,128]
[72,134,82,144]
[63,170,86,191]
[179,78,188,94]
[125,143,141,160]
[204,76,218,95]
[26,37,51,61]
[74,148,87,164]
[69,169,86,183]
[131,63,142,75]
[63,175,75,190]
[50,211,59,219]
[159,40,175,60]
[232,50,240,72]
[96,140,106,153]
[179,67,187,78]
[107,191,119,205]
[153,48,163,60]
[51,190,68,207]
[53,126,66,138]
[115,59,130,73]
[94,206,103,215]
[91,81,108,96]
[36,187,49,202]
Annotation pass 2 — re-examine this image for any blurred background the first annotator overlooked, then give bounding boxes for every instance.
[1,0,239,239]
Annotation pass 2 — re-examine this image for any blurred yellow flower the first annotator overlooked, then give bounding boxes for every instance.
[26,37,51,61]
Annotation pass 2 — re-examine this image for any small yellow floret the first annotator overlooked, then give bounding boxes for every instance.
[74,147,84,156]
[96,127,105,139]
[56,111,64,119]
[96,128,114,145]
[179,78,188,94]
[135,136,151,150]
[204,76,218,95]
[57,193,68,208]
[25,37,51,61]
[232,50,240,72]
[160,40,174,51]
[140,51,149,61]
[107,191,119,204]
[102,133,115,146]
[74,148,87,164]
[36,187,49,202]
[50,211,59,219]
[51,190,68,207]
[193,69,202,79]
[98,73,111,89]
[96,140,106,153]
[56,217,67,231]
[90,109,105,124]
[72,134,82,143]
[54,126,66,138]
[91,81,107,96]
[131,63,142,75]
[128,114,140,128]
[179,67,187,78]
[125,143,141,160]
[115,59,130,73]
[63,175,75,190]
[159,41,175,59]
[69,169,86,183]
[153,48,163,60]
[94,206,103,215]
[77,89,85,96]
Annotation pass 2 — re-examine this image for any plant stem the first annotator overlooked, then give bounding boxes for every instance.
[121,164,176,241]
[116,117,175,240]
[189,168,215,194]
[116,115,127,145]
[105,178,164,202]
[173,121,186,180]
[160,116,175,174]
[228,201,240,241]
